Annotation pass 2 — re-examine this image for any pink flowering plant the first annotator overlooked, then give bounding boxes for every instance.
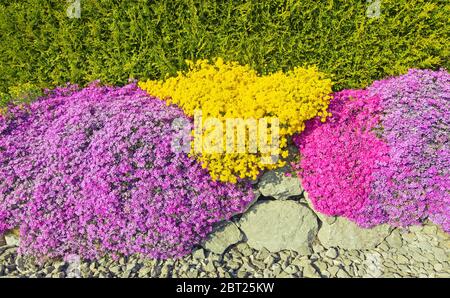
[294,69,449,232]
[0,82,254,260]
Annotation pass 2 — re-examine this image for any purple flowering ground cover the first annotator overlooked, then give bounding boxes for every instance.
[0,69,448,263]
[0,82,254,260]
[368,69,450,232]
[295,69,450,232]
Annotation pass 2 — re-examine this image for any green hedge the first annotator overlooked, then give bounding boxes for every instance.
[0,0,448,97]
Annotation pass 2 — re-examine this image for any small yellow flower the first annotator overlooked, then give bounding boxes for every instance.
[139,58,333,183]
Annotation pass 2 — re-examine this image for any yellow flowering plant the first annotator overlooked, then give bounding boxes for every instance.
[139,58,332,183]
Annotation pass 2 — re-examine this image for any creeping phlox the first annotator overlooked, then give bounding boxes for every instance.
[0,82,254,260]
[369,69,449,232]
[294,69,449,232]
[139,58,332,183]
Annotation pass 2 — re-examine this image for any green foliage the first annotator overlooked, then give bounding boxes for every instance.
[0,83,42,110]
[0,0,448,93]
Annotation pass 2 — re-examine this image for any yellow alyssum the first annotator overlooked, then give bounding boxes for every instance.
[139,58,332,183]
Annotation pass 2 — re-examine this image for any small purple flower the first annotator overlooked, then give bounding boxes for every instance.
[294,69,449,233]
[0,83,254,260]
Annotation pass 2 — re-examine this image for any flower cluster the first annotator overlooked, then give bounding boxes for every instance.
[294,69,449,232]
[0,83,254,260]
[293,90,390,227]
[368,69,449,232]
[139,58,332,183]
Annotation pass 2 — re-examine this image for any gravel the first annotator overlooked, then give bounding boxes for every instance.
[1,223,448,278]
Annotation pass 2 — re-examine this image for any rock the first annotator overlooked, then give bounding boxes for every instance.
[109,265,121,275]
[258,166,302,199]
[255,247,271,261]
[336,269,351,278]
[325,247,338,259]
[192,248,206,260]
[239,200,318,254]
[408,225,423,233]
[310,253,320,262]
[402,232,417,243]
[242,261,259,273]
[187,269,198,278]
[263,268,273,278]
[303,191,337,225]
[395,254,409,264]
[4,229,20,247]
[314,260,328,274]
[125,263,137,272]
[204,261,215,272]
[251,259,266,270]
[385,229,403,248]
[138,267,152,278]
[277,271,295,278]
[318,217,390,250]
[433,263,443,272]
[160,265,171,277]
[327,265,340,277]
[422,224,438,235]
[263,255,276,268]
[54,272,65,278]
[377,242,390,251]
[54,262,65,272]
[279,250,291,261]
[312,243,325,253]
[44,265,55,275]
[227,260,241,270]
[270,263,282,276]
[302,264,320,278]
[435,272,450,278]
[15,256,26,273]
[411,253,429,263]
[235,243,253,257]
[284,265,299,275]
[89,263,97,271]
[203,222,243,255]
[430,247,448,263]
[291,256,309,268]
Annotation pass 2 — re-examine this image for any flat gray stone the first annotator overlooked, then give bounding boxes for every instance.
[4,230,20,247]
[284,265,299,275]
[325,247,339,259]
[433,263,444,272]
[303,191,337,225]
[336,269,351,278]
[239,200,318,254]
[109,266,121,275]
[235,243,253,257]
[258,166,302,199]
[203,222,243,255]
[385,229,403,248]
[327,265,340,277]
[302,263,321,278]
[192,248,206,260]
[318,217,390,250]
[255,247,271,261]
